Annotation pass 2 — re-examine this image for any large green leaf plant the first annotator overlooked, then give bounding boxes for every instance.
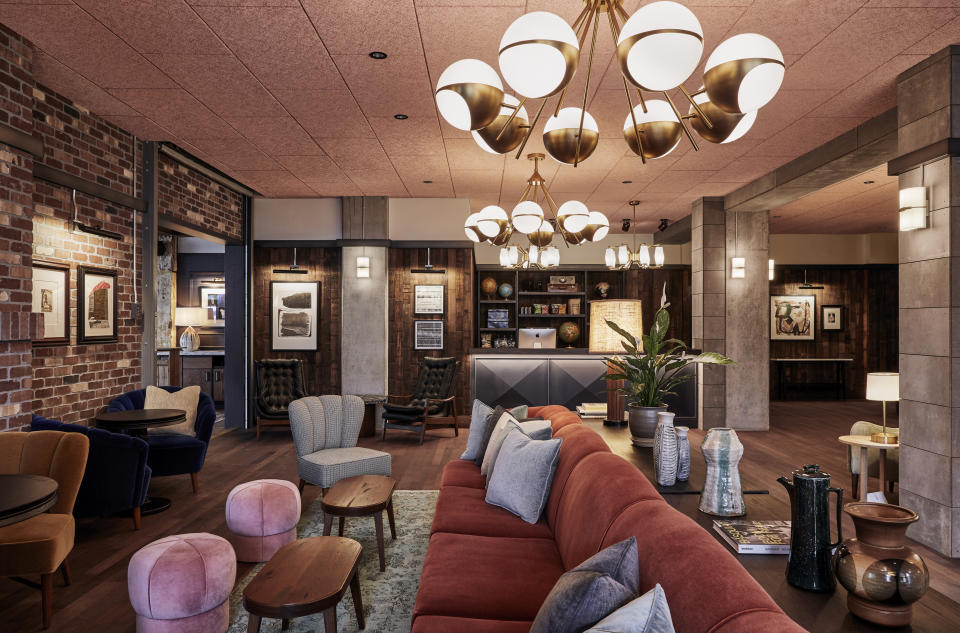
[604,286,734,408]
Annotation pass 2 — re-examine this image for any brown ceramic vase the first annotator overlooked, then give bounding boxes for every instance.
[833,503,929,627]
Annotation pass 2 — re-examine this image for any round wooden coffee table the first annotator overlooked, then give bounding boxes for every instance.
[322,475,397,572]
[243,536,364,633]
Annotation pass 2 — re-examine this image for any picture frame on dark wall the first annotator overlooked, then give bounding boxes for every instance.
[270,281,321,351]
[821,305,843,331]
[770,295,815,341]
[414,320,444,350]
[414,284,444,315]
[78,266,118,344]
[32,261,70,347]
[199,285,226,324]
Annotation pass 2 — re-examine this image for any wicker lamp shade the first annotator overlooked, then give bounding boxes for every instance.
[589,300,644,353]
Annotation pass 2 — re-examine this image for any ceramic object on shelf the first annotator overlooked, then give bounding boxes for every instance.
[628,404,666,447]
[653,412,678,486]
[179,326,200,352]
[480,277,498,298]
[698,427,745,516]
[834,503,929,627]
[498,282,514,299]
[594,281,610,298]
[675,426,690,482]
[558,321,580,346]
[777,464,843,592]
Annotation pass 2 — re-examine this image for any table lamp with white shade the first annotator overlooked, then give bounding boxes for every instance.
[589,300,643,427]
[866,372,899,444]
[174,307,207,352]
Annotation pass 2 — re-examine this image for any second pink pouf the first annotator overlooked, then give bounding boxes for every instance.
[225,478,301,562]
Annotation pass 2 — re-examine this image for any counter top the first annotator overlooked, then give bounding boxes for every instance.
[470,348,603,355]
[157,349,225,357]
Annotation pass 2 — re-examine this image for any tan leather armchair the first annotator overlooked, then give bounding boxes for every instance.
[0,430,89,629]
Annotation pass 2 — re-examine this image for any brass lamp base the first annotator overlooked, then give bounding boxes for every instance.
[870,432,898,444]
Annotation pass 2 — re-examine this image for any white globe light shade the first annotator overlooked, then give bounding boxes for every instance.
[588,211,610,242]
[689,90,757,144]
[623,100,682,159]
[499,247,511,267]
[472,94,529,154]
[435,59,505,131]
[512,200,545,233]
[704,34,784,114]
[617,1,703,91]
[654,246,665,267]
[545,107,599,134]
[557,200,590,233]
[543,107,599,163]
[542,246,560,267]
[464,212,482,242]
[617,244,630,266]
[639,245,651,267]
[476,205,508,238]
[499,11,579,99]
[604,246,617,268]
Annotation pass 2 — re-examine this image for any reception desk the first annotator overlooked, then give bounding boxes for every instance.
[470,349,699,428]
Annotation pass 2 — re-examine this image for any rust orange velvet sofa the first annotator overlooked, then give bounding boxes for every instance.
[411,405,807,633]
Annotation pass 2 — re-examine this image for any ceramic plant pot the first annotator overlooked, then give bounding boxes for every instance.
[698,427,745,517]
[628,404,667,447]
[653,412,678,487]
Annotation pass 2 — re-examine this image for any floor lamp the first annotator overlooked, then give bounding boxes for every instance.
[589,300,644,427]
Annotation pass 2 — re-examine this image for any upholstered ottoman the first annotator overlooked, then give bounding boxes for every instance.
[226,479,301,562]
[128,533,236,633]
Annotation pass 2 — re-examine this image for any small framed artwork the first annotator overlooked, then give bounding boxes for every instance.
[414,320,444,350]
[770,295,815,341]
[414,284,444,315]
[78,266,118,344]
[199,285,226,324]
[32,261,69,346]
[271,281,321,351]
[822,305,843,331]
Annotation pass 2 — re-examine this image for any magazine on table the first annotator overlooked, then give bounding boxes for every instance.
[713,520,791,554]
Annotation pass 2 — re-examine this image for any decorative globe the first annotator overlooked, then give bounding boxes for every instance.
[498,282,514,299]
[481,277,498,297]
[558,321,580,346]
[595,282,610,299]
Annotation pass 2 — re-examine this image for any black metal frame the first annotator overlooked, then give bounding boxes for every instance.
[77,266,119,344]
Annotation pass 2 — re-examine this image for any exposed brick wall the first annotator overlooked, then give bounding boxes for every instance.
[158,153,244,242]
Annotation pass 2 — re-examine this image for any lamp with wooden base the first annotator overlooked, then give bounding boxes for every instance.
[589,299,643,427]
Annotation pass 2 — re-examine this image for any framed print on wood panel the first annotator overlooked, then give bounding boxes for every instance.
[822,305,843,331]
[414,284,444,314]
[199,285,226,324]
[414,320,444,350]
[771,295,815,341]
[271,281,320,351]
[32,261,69,346]
[78,266,118,344]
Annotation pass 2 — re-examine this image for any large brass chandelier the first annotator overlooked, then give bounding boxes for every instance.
[435,0,783,167]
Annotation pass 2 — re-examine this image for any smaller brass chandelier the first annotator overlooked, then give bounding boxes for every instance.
[500,243,561,269]
[605,200,664,270]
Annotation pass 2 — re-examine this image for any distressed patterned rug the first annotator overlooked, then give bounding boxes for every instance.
[227,489,438,633]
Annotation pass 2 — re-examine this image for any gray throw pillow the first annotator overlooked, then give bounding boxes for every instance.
[461,401,528,461]
[485,429,562,524]
[586,584,675,633]
[484,418,552,482]
[530,537,640,633]
[474,405,505,467]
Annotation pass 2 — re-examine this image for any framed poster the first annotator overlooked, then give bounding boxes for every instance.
[414,320,444,350]
[32,261,69,346]
[199,285,226,324]
[822,305,843,331]
[770,295,815,341]
[271,281,320,351]
[78,266,118,344]
[414,284,444,314]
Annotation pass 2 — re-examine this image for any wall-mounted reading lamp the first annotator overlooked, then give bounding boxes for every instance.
[71,189,124,240]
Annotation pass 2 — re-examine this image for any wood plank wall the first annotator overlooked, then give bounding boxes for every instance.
[769,266,898,399]
[387,248,475,413]
[624,267,692,346]
[253,247,342,395]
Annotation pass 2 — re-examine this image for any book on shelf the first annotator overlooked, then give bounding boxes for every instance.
[713,520,791,554]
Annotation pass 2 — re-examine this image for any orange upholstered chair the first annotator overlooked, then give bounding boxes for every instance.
[0,430,89,629]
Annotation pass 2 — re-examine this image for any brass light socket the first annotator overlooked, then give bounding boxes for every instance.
[623,121,681,159]
[543,127,599,164]
[703,57,784,115]
[688,100,747,144]
[475,111,528,154]
[436,82,505,130]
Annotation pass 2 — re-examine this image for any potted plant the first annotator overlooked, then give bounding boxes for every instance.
[604,292,734,446]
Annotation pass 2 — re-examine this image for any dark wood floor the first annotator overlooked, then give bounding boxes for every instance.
[1,401,958,632]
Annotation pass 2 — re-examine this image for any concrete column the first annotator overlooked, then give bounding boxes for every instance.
[896,46,960,557]
[692,197,726,430]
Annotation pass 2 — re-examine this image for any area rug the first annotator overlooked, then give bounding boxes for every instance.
[227,489,438,633]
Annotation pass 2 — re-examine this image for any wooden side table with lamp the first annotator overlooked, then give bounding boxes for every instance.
[839,372,900,501]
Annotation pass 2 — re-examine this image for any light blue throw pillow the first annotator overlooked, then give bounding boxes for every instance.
[485,429,561,524]
[484,418,552,482]
[460,400,528,460]
[586,584,675,633]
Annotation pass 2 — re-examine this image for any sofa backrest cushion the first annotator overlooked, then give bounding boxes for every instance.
[552,452,661,570]
[545,425,611,528]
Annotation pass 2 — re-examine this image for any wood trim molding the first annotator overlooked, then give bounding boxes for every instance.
[33,164,147,212]
[887,138,960,176]
[0,122,43,158]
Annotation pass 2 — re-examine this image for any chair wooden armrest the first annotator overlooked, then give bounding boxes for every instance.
[424,395,457,418]
[387,394,414,405]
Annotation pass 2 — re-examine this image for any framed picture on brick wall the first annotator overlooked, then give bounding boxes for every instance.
[32,261,69,347]
[78,266,118,344]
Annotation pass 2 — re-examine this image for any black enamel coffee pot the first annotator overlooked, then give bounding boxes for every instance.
[776,464,843,592]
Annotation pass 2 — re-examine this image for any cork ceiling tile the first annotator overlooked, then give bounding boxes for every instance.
[186,135,282,171]
[750,116,864,159]
[224,116,324,156]
[33,51,140,117]
[370,115,446,157]
[319,137,394,172]
[301,0,423,55]
[334,53,436,119]
[108,88,238,139]
[74,0,228,55]
[444,138,506,171]
[451,169,503,195]
[271,90,375,139]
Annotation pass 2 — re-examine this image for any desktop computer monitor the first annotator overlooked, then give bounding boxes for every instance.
[518,328,557,349]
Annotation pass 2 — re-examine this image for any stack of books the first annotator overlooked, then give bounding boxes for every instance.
[576,403,607,419]
[713,520,791,554]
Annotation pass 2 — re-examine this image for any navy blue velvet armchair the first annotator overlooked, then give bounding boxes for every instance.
[30,415,151,529]
[107,386,216,494]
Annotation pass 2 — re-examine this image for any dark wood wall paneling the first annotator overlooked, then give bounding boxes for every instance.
[388,248,475,413]
[769,266,898,399]
[253,247,342,396]
[623,268,692,346]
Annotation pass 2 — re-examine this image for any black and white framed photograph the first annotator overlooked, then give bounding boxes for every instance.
[32,261,69,346]
[414,284,445,315]
[270,281,320,351]
[414,320,444,350]
[199,285,226,324]
[78,266,118,344]
[821,305,843,331]
[770,295,815,341]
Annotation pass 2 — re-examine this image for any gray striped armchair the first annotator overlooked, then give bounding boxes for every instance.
[288,395,392,492]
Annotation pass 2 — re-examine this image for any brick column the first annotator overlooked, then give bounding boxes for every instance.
[692,197,726,429]
[896,46,960,557]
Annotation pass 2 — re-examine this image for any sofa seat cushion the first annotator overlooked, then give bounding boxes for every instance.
[414,532,564,621]
[440,460,485,489]
[431,486,553,539]
[412,616,533,633]
[297,447,391,488]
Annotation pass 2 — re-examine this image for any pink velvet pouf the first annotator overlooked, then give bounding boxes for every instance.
[128,533,236,633]
[225,478,301,563]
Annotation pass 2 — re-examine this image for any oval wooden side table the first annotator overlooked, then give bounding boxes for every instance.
[321,475,397,572]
